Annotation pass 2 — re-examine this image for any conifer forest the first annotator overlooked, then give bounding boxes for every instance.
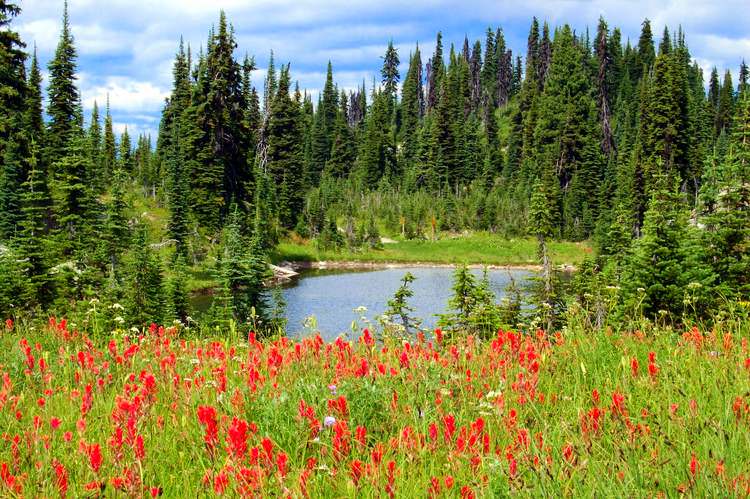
[0,0,749,496]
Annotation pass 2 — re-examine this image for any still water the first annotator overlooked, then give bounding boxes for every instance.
[280,267,531,339]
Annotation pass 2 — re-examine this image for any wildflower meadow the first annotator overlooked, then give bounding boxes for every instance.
[1,318,749,496]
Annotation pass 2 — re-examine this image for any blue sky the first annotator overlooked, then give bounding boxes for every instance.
[14,0,750,140]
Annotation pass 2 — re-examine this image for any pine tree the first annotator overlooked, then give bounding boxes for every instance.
[103,168,130,271]
[426,32,443,112]
[0,0,27,240]
[266,64,305,227]
[308,62,338,186]
[118,127,132,172]
[166,255,190,324]
[385,272,419,333]
[103,99,116,181]
[620,173,691,321]
[51,133,95,257]
[325,91,356,178]
[400,48,423,173]
[528,174,557,331]
[19,140,53,307]
[381,41,400,109]
[533,25,603,239]
[360,88,396,186]
[701,94,750,299]
[634,19,655,81]
[87,101,103,189]
[124,225,164,326]
[166,128,190,260]
[216,208,269,325]
[46,1,82,165]
[715,70,735,136]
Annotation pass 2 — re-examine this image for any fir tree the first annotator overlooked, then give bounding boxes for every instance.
[166,255,190,324]
[384,272,419,333]
[0,0,27,239]
[216,208,269,326]
[400,48,423,172]
[266,64,305,227]
[620,173,691,321]
[102,99,116,181]
[124,225,164,326]
[46,1,81,164]
[325,92,356,178]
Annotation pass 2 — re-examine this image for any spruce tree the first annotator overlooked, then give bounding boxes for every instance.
[46,1,82,165]
[385,272,419,333]
[103,168,130,271]
[266,64,305,227]
[620,173,690,321]
[325,91,356,178]
[400,48,423,173]
[701,94,750,299]
[103,99,116,181]
[216,208,269,326]
[166,128,190,260]
[0,0,27,240]
[166,255,190,324]
[124,225,164,327]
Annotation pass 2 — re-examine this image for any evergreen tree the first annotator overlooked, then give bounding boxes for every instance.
[701,94,750,299]
[400,48,423,172]
[0,0,27,239]
[166,129,190,259]
[325,91,356,178]
[266,64,305,227]
[620,173,693,321]
[384,272,419,333]
[426,32,443,112]
[124,225,164,326]
[634,19,655,81]
[166,255,190,324]
[87,101,103,188]
[103,99,116,181]
[216,208,269,325]
[46,1,82,164]
[103,168,130,271]
[528,175,557,331]
[18,141,53,307]
[51,133,95,257]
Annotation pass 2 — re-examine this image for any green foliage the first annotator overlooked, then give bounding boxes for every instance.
[438,265,501,338]
[384,272,419,334]
[124,225,165,327]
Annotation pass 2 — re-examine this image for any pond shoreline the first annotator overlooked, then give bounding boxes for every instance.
[280,260,576,272]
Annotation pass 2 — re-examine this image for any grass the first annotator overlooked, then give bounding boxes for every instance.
[0,319,748,496]
[272,232,591,267]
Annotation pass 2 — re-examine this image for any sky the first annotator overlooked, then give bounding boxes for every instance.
[13,0,750,141]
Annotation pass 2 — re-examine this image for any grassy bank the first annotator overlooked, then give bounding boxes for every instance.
[272,232,590,267]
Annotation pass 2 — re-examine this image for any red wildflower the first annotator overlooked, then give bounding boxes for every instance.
[350,459,364,486]
[690,453,699,478]
[355,425,367,447]
[52,460,68,497]
[213,471,228,494]
[197,406,219,452]
[227,417,249,460]
[276,452,288,477]
[87,443,102,473]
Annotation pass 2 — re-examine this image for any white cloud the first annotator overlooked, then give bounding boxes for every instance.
[82,77,169,114]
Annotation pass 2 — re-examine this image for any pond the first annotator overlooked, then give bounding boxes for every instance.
[279,266,532,339]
